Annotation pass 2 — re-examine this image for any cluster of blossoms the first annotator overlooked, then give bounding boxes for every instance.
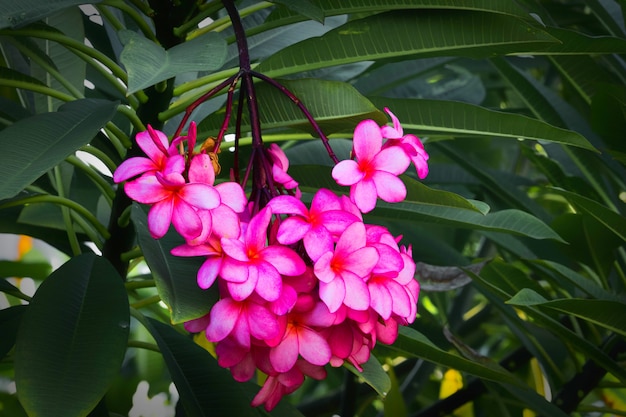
[114,108,428,411]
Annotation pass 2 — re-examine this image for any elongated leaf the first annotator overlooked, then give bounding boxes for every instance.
[345,355,391,398]
[256,10,557,78]
[539,26,626,54]
[549,187,626,241]
[120,31,227,94]
[15,253,129,417]
[387,327,523,386]
[140,317,304,417]
[0,259,52,280]
[131,203,218,324]
[508,288,626,337]
[0,98,117,200]
[198,78,386,136]
[0,0,101,29]
[370,97,597,151]
[268,0,324,23]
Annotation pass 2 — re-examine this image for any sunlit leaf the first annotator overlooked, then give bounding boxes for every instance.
[0,99,117,200]
[15,253,129,417]
[256,10,557,78]
[120,30,227,94]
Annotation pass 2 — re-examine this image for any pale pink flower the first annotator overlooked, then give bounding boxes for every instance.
[332,119,410,213]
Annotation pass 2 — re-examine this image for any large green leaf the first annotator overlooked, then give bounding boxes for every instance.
[0,98,117,200]
[256,10,557,78]
[120,30,227,94]
[369,97,597,151]
[131,203,218,324]
[345,355,391,398]
[0,0,100,29]
[268,0,324,23]
[0,305,27,360]
[507,288,626,337]
[198,78,386,137]
[15,253,129,417]
[140,317,305,417]
[539,26,626,55]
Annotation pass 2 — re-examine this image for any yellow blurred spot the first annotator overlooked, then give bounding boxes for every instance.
[421,296,438,315]
[193,332,216,358]
[439,369,474,417]
[17,235,33,260]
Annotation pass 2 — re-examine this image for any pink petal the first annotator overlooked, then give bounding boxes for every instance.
[247,302,280,341]
[216,182,247,213]
[261,246,306,276]
[270,327,299,372]
[171,198,203,240]
[372,146,410,175]
[245,207,272,253]
[387,279,411,318]
[147,199,174,239]
[162,154,185,176]
[228,265,258,300]
[267,195,307,216]
[254,262,282,302]
[298,328,331,366]
[372,171,406,203]
[136,128,168,161]
[197,257,222,289]
[313,252,336,284]
[209,205,241,239]
[380,107,403,138]
[352,179,377,213]
[335,221,367,256]
[341,271,370,311]
[188,153,216,184]
[206,298,240,342]
[353,119,383,160]
[319,278,346,313]
[220,238,249,262]
[277,217,310,245]
[332,160,363,186]
[369,280,392,319]
[342,246,378,277]
[178,183,221,210]
[113,157,157,183]
[124,175,170,204]
[303,225,333,262]
[219,257,249,283]
[310,189,342,213]
[317,210,358,235]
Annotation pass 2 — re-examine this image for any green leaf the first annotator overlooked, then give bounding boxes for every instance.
[139,316,306,417]
[539,26,626,55]
[0,98,117,200]
[383,361,408,417]
[0,305,27,359]
[345,355,391,398]
[131,203,218,324]
[0,0,101,29]
[0,259,52,280]
[120,31,227,94]
[369,97,598,151]
[549,187,626,241]
[15,253,129,417]
[508,288,626,337]
[387,327,523,386]
[256,10,557,78]
[268,0,324,23]
[198,78,386,136]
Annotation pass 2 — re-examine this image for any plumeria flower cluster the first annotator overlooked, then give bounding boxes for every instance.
[114,108,428,411]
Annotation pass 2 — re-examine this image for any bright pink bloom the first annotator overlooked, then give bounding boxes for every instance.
[220,207,306,302]
[124,170,220,240]
[268,189,358,262]
[268,317,332,372]
[113,125,178,183]
[313,222,378,312]
[381,107,429,179]
[205,297,281,348]
[332,119,410,213]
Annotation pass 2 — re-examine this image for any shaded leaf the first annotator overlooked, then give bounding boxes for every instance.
[198,78,386,137]
[0,259,52,280]
[0,305,27,359]
[15,253,129,417]
[131,203,218,324]
[345,355,391,398]
[120,31,227,94]
[0,98,117,200]
[257,10,557,78]
[417,260,489,292]
[268,0,324,23]
[508,288,626,337]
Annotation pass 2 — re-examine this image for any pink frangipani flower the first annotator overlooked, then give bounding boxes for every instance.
[332,119,410,213]
[381,107,429,180]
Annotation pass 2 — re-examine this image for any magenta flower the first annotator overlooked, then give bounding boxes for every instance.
[267,143,300,197]
[220,207,306,302]
[124,169,220,240]
[268,188,358,262]
[313,221,379,312]
[381,107,429,179]
[268,317,331,373]
[332,119,410,213]
[113,125,178,183]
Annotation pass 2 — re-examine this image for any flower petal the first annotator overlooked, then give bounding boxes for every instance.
[332,160,363,186]
[319,278,346,313]
[298,327,331,366]
[147,199,173,239]
[372,171,407,203]
[113,157,157,183]
[178,183,221,210]
[353,119,383,160]
[352,179,377,213]
[342,271,370,311]
[206,298,240,342]
[270,327,299,372]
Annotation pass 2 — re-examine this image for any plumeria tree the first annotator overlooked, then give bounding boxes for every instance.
[1,1,625,416]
